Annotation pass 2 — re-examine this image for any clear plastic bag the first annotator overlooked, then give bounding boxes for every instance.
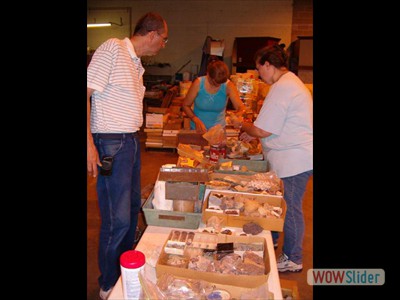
[202,124,226,146]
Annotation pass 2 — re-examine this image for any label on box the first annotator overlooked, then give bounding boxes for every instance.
[146,113,164,128]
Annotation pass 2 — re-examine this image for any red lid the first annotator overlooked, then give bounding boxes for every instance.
[120,250,146,269]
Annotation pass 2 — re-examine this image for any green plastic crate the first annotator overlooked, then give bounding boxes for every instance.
[216,158,268,174]
[142,185,205,229]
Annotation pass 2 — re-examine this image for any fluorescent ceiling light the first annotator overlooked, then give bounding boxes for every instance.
[87,23,112,28]
[87,17,123,28]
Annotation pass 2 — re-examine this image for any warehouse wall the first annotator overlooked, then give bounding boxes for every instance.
[88,1,294,73]
[291,0,313,42]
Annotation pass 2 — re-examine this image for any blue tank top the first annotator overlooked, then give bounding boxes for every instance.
[190,76,228,130]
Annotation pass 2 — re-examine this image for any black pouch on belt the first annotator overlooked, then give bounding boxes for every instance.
[100,156,113,176]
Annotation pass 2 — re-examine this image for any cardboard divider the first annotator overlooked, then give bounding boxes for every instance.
[165,181,200,200]
[158,166,210,182]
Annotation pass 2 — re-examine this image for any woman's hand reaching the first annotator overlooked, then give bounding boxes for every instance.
[192,116,207,134]
[239,131,256,142]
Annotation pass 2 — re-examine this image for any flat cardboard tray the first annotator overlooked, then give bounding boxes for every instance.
[156,230,270,288]
[202,190,286,232]
[143,274,273,299]
[209,173,284,198]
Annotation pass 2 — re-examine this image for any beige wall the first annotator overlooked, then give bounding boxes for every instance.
[87,0,313,82]
[291,0,313,83]
[88,0,296,76]
[291,0,313,42]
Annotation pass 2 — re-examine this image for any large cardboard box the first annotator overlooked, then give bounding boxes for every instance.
[143,274,273,299]
[145,113,164,128]
[202,190,286,232]
[156,231,270,288]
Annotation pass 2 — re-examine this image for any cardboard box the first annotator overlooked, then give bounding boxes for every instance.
[142,190,203,229]
[280,278,300,299]
[145,113,164,128]
[209,172,284,198]
[202,190,286,232]
[163,122,182,130]
[146,107,168,114]
[162,136,178,148]
[177,130,209,148]
[204,282,273,299]
[144,274,273,299]
[156,231,270,288]
[144,90,163,99]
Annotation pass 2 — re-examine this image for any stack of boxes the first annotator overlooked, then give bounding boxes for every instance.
[144,106,183,150]
[144,107,166,149]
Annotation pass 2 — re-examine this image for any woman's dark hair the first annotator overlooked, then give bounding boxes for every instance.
[133,12,166,36]
[207,60,229,84]
[254,44,288,68]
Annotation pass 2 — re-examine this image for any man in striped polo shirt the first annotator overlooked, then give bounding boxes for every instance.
[87,12,168,300]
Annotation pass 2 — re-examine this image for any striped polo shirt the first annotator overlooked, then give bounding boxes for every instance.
[87,37,145,133]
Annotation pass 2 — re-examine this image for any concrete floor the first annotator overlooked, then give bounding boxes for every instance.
[87,134,313,299]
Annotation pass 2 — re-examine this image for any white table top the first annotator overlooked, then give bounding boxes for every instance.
[108,225,282,300]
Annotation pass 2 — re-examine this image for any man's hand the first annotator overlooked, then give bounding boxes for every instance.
[87,140,101,177]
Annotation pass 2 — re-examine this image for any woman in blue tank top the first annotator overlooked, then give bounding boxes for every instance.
[182,60,246,134]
